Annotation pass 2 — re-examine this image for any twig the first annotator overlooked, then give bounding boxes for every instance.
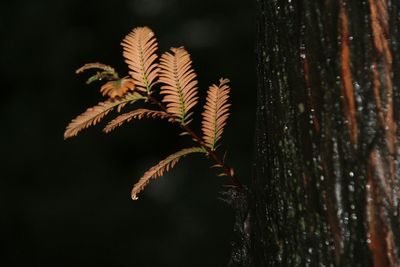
[143,92,244,190]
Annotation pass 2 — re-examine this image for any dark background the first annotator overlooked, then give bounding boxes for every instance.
[1,1,256,266]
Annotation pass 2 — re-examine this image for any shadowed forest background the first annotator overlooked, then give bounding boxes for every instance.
[1,0,255,266]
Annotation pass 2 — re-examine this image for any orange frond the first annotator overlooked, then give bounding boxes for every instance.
[201,78,231,150]
[64,93,143,139]
[103,109,172,133]
[131,147,205,200]
[121,27,159,92]
[159,47,198,124]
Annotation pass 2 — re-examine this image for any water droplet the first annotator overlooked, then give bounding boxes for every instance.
[348,184,355,192]
[298,102,305,113]
[356,95,363,112]
[326,57,331,64]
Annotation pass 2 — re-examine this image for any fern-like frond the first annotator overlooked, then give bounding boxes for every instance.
[201,78,231,150]
[121,27,159,92]
[100,77,135,98]
[103,109,172,133]
[76,62,119,84]
[131,147,205,200]
[64,93,144,139]
[76,62,116,74]
[159,47,198,124]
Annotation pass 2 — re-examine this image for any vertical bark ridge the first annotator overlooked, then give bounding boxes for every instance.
[367,0,399,265]
[339,1,358,146]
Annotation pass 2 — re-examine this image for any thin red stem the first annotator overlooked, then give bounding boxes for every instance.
[144,92,244,190]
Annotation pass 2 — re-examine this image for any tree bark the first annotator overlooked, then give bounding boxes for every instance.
[243,0,400,266]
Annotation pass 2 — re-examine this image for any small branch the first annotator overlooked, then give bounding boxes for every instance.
[142,92,244,190]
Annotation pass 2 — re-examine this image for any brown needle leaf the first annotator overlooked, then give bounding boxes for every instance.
[64,93,143,139]
[121,27,159,92]
[103,109,172,133]
[131,147,205,200]
[201,78,231,150]
[159,47,198,124]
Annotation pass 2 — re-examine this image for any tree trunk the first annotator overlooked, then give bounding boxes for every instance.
[237,0,400,266]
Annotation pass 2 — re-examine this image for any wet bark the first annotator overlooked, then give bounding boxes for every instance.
[246,0,400,266]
